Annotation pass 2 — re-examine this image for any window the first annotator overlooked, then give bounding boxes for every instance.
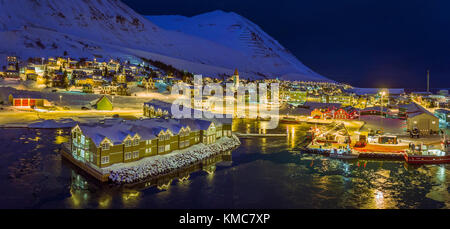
[125,152,132,160]
[158,146,165,153]
[101,156,109,164]
[146,140,152,145]
[134,138,139,146]
[133,151,139,159]
[165,144,170,152]
[125,140,132,147]
[145,148,152,154]
[102,143,110,150]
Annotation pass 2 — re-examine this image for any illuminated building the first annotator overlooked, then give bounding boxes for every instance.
[91,95,113,111]
[70,118,232,168]
[406,108,440,135]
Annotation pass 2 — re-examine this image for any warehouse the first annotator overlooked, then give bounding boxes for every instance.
[406,108,439,135]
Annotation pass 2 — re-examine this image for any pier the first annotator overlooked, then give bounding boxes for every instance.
[60,143,110,182]
[60,137,240,184]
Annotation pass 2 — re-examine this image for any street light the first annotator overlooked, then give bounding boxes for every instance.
[59,95,62,104]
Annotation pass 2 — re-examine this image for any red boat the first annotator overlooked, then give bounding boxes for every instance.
[404,135,450,164]
[404,150,450,164]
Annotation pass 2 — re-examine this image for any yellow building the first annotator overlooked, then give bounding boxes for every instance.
[75,76,94,86]
[311,108,325,119]
[70,118,231,168]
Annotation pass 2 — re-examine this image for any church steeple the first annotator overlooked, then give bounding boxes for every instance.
[233,68,239,90]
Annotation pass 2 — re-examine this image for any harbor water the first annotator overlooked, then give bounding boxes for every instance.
[0,119,449,209]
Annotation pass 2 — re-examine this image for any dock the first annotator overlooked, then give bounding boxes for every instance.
[60,143,110,182]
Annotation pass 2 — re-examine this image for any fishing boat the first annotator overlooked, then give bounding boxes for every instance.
[404,150,450,164]
[404,135,450,164]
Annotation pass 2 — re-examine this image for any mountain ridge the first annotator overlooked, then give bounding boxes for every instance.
[0,0,332,82]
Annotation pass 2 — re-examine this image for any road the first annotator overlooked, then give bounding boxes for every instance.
[0,109,143,125]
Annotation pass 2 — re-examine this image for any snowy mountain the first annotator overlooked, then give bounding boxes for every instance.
[0,0,332,82]
[148,11,330,81]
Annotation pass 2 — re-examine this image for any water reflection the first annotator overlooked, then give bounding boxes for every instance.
[0,124,449,208]
[98,194,112,209]
[68,171,89,208]
[374,190,385,209]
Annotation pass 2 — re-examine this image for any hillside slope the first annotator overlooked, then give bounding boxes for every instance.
[149,10,330,81]
[0,0,331,81]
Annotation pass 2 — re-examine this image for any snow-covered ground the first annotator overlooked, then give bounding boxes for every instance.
[148,10,331,81]
[107,135,241,184]
[0,86,176,110]
[359,116,406,135]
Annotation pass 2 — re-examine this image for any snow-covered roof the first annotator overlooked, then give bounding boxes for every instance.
[75,118,228,146]
[399,103,420,113]
[9,91,49,100]
[361,106,389,112]
[279,107,311,116]
[407,104,438,119]
[144,99,173,112]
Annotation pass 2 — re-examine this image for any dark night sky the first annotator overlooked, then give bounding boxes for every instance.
[122,0,450,89]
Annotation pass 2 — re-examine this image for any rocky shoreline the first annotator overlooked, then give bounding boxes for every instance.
[108,135,241,184]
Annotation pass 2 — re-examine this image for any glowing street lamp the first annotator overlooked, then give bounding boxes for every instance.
[59,95,62,104]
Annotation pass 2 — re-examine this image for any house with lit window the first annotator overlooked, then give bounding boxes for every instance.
[75,75,94,86]
[69,118,233,168]
[311,108,325,119]
[333,107,359,120]
[287,89,307,105]
[143,100,172,118]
